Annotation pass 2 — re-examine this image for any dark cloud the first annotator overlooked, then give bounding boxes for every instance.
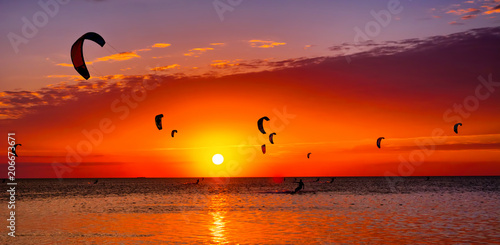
[461,15,477,20]
[468,9,481,15]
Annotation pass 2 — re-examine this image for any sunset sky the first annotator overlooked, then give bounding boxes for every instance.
[1,0,499,178]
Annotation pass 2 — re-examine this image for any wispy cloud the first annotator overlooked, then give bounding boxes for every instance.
[56,62,84,67]
[449,21,465,25]
[96,52,140,62]
[343,134,500,153]
[442,0,500,20]
[210,60,240,68]
[0,75,136,119]
[54,43,162,69]
[152,43,171,48]
[55,51,140,68]
[461,14,477,19]
[210,43,225,46]
[248,40,286,48]
[484,4,500,14]
[150,64,180,71]
[4,27,500,121]
[446,8,480,15]
[304,44,316,50]
[184,47,214,57]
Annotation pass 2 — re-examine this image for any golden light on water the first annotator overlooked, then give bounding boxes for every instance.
[209,194,228,244]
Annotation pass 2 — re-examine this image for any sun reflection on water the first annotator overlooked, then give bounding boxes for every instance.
[209,193,228,244]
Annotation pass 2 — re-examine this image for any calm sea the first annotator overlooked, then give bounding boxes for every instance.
[2,177,499,244]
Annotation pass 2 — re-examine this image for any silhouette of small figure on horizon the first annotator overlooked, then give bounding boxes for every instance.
[330,177,335,183]
[196,179,199,184]
[293,179,304,194]
[93,179,98,184]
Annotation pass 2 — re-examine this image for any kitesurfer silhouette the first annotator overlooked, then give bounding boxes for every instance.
[293,179,304,194]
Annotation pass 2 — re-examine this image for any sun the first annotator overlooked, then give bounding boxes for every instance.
[212,154,224,165]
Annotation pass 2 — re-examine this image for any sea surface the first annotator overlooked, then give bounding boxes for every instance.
[1,177,499,244]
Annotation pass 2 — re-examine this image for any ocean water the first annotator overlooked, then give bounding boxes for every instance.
[2,177,499,244]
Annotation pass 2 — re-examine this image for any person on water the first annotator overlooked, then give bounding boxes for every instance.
[293,179,304,193]
[196,179,199,184]
[330,177,335,183]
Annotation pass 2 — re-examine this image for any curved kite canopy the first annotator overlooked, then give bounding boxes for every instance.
[261,144,266,154]
[257,116,270,134]
[454,123,462,134]
[155,114,164,130]
[71,32,106,80]
[171,130,178,137]
[269,133,276,144]
[12,144,21,157]
[377,137,385,148]
[307,152,311,159]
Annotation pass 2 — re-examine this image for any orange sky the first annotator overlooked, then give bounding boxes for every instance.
[1,21,500,178]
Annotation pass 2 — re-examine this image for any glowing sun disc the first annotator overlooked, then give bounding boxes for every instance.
[212,154,224,165]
